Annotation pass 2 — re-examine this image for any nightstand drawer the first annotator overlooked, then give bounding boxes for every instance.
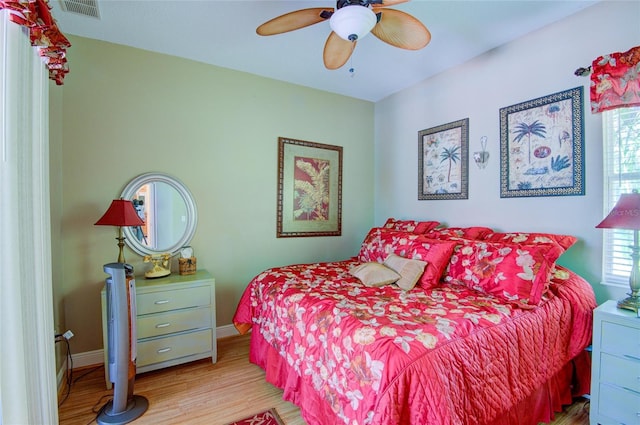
[137,329,213,367]
[601,321,640,359]
[600,352,640,392]
[136,285,211,315]
[137,307,211,339]
[598,382,640,424]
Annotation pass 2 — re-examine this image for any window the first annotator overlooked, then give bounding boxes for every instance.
[602,106,640,286]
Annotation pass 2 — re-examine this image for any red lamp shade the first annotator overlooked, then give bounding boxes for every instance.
[95,199,144,227]
[597,190,640,312]
[95,199,144,263]
[596,191,640,230]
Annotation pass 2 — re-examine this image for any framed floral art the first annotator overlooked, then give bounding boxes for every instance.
[277,137,342,237]
[418,118,469,200]
[499,87,584,198]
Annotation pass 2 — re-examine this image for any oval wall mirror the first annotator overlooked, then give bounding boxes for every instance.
[120,172,197,257]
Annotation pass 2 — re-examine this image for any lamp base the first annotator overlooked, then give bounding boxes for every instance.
[617,294,640,313]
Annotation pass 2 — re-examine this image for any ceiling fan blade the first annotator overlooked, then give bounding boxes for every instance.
[256,8,333,36]
[323,32,356,70]
[371,0,410,9]
[371,8,431,50]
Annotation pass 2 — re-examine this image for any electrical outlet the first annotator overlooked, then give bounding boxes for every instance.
[63,330,74,340]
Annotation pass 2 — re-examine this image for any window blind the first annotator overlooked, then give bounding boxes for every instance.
[602,106,640,286]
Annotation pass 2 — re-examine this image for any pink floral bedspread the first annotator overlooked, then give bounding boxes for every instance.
[233,258,596,425]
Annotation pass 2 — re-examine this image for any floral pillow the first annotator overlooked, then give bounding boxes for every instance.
[444,239,563,307]
[383,218,440,234]
[425,226,494,240]
[358,227,457,289]
[482,232,577,252]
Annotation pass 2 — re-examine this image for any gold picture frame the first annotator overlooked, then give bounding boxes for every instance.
[277,137,343,237]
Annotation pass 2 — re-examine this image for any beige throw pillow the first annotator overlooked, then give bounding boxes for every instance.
[350,262,401,287]
[383,253,428,290]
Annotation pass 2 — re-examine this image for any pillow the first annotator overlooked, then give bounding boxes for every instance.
[383,218,440,234]
[482,232,577,251]
[383,254,427,291]
[358,227,457,289]
[444,239,563,307]
[349,262,400,287]
[425,226,493,240]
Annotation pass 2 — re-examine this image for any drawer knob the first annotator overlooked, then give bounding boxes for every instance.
[155,323,171,329]
[154,300,169,305]
[157,347,172,354]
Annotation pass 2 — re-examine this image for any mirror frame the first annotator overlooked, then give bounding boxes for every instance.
[120,172,198,257]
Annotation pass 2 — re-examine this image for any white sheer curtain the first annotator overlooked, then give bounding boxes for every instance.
[0,9,57,425]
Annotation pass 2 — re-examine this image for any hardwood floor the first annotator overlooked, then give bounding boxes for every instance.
[58,334,590,425]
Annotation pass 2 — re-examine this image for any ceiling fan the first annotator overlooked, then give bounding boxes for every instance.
[256,0,431,70]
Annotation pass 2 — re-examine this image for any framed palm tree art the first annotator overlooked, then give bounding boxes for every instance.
[418,118,469,200]
[277,137,343,237]
[499,87,584,198]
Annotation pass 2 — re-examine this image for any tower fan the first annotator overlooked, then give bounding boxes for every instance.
[98,263,149,425]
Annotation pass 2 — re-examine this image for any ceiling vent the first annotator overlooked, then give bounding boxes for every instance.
[58,0,100,19]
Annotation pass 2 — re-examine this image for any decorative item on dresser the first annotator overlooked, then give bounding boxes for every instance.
[589,300,640,425]
[101,269,216,389]
[142,252,171,279]
[178,246,197,275]
[94,199,145,263]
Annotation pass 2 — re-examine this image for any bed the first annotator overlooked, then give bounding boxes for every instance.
[233,220,596,425]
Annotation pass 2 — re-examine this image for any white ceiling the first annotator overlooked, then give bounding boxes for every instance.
[49,0,599,102]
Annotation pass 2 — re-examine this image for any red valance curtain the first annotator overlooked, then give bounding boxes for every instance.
[590,45,640,113]
[0,0,70,84]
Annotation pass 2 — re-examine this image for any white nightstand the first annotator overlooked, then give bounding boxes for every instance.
[101,269,216,389]
[590,300,640,425]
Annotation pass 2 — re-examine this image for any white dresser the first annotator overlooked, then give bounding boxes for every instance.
[590,300,640,425]
[101,269,216,389]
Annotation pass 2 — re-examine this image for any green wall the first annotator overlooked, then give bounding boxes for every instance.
[54,36,375,354]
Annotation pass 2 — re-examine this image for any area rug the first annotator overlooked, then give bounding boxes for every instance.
[226,408,285,425]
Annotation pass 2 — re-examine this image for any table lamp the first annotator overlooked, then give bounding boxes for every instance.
[95,199,145,263]
[596,190,640,312]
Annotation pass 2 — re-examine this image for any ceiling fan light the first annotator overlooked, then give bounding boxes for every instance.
[329,5,377,42]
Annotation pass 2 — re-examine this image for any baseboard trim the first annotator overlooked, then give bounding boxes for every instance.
[56,357,68,401]
[68,324,240,370]
[216,323,239,339]
[71,349,104,369]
